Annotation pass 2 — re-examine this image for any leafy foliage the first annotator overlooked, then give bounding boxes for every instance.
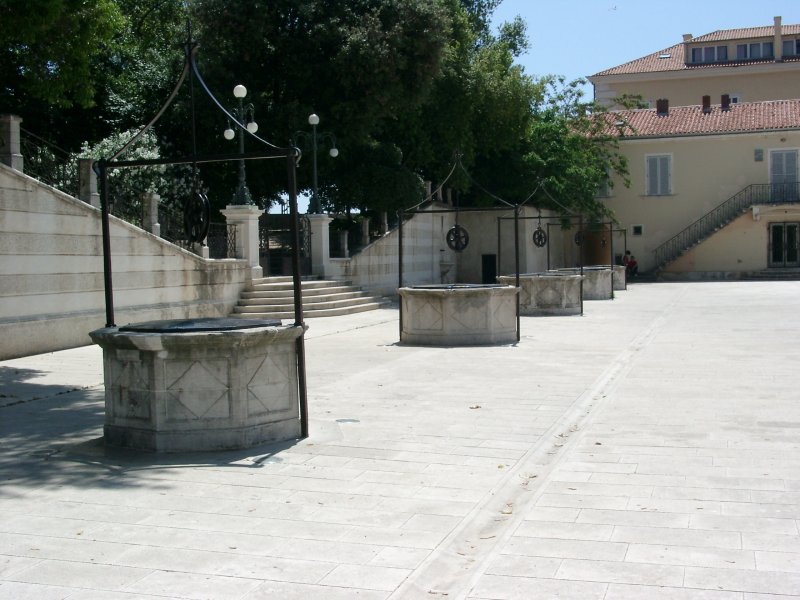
[1,0,631,223]
[0,0,123,109]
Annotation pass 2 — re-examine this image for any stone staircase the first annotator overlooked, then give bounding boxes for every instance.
[740,269,800,281]
[653,183,800,271]
[231,276,392,319]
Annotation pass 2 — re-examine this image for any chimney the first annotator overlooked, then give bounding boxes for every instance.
[683,33,693,63]
[656,98,669,116]
[721,94,731,111]
[775,16,783,61]
[702,95,712,113]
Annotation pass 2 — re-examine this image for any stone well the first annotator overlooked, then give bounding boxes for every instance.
[399,284,518,346]
[89,318,305,452]
[497,273,584,316]
[613,264,626,291]
[550,267,614,300]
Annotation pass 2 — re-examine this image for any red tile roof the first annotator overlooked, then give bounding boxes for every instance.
[693,24,800,42]
[606,99,800,138]
[593,24,800,76]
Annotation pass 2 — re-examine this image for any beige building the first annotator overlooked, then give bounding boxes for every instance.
[589,17,800,278]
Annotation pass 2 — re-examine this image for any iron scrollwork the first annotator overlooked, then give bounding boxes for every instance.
[446,224,469,252]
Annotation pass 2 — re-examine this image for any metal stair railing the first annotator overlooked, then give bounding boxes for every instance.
[653,182,800,269]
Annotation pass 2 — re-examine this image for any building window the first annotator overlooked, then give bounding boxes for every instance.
[596,177,611,198]
[646,155,672,196]
[632,225,644,236]
[783,39,800,56]
[691,45,728,63]
[738,42,774,60]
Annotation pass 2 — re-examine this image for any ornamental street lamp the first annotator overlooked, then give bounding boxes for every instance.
[293,113,338,214]
[223,84,259,205]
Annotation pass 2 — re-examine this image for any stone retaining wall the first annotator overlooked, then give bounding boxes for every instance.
[0,163,249,360]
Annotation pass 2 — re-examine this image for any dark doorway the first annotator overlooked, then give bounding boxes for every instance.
[482,254,497,284]
[769,222,800,267]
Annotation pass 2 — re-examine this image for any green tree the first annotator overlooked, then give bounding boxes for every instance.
[0,0,185,154]
[175,0,451,212]
[524,76,633,221]
[0,0,123,110]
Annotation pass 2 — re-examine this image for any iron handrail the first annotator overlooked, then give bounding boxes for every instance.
[653,182,800,268]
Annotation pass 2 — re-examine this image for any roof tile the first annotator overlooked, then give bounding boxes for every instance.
[593,23,800,76]
[607,99,800,138]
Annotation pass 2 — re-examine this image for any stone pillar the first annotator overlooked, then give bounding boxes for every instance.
[361,217,370,246]
[308,213,332,277]
[381,211,389,234]
[339,230,350,259]
[78,158,100,208]
[143,192,160,236]
[221,204,265,279]
[0,114,23,171]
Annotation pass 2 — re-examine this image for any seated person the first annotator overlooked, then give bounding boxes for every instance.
[626,255,638,278]
[622,250,632,267]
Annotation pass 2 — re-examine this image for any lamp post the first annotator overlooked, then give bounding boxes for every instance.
[223,84,258,206]
[293,113,338,214]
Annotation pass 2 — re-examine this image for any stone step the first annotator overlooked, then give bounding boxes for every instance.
[249,279,348,292]
[234,295,385,313]
[232,300,392,319]
[741,270,800,280]
[241,286,363,299]
[238,290,372,305]
[233,276,389,319]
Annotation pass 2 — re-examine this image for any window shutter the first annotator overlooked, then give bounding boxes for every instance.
[659,156,671,195]
[647,156,658,196]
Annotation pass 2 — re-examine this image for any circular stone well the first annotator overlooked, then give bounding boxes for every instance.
[399,284,519,346]
[90,318,305,452]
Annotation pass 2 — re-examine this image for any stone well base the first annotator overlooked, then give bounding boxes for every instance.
[498,273,583,316]
[399,285,519,346]
[90,320,305,452]
[551,267,614,300]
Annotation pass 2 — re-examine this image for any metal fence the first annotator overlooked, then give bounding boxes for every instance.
[19,127,78,196]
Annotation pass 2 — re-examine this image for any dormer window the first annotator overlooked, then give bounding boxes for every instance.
[737,41,774,60]
[690,45,727,63]
[783,39,800,56]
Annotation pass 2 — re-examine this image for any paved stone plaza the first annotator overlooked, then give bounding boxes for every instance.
[2,281,800,599]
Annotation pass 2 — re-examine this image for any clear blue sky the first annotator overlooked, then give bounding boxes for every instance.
[491,1,800,98]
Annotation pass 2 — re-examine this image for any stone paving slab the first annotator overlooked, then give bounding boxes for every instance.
[1,282,800,599]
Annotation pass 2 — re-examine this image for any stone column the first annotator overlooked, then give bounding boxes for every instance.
[308,213,332,277]
[381,211,389,234]
[78,158,100,208]
[0,114,23,171]
[339,230,350,259]
[361,217,370,247]
[221,204,265,279]
[143,192,160,236]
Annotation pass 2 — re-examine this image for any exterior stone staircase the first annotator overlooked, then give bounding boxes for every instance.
[653,183,800,271]
[231,276,392,319]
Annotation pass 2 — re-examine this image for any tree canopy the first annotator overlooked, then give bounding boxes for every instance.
[1,0,629,221]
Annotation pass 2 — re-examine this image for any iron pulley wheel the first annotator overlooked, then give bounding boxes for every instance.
[184,191,211,244]
[446,224,469,252]
[532,227,548,248]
